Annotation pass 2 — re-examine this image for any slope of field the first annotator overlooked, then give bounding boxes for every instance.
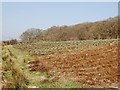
[26,39,118,88]
[2,45,30,88]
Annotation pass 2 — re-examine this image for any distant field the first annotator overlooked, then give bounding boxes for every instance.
[14,39,118,56]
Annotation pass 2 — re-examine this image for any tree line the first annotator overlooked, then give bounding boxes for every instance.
[2,39,18,45]
[20,16,119,42]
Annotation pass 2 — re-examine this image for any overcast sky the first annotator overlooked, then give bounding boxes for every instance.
[2,2,118,41]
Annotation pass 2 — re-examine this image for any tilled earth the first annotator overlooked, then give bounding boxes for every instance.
[28,44,119,88]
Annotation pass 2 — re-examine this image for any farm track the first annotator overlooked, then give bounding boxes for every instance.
[28,44,119,88]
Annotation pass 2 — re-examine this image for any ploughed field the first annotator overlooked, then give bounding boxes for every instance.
[14,39,119,88]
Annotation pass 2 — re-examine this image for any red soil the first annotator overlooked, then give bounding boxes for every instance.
[28,44,119,88]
